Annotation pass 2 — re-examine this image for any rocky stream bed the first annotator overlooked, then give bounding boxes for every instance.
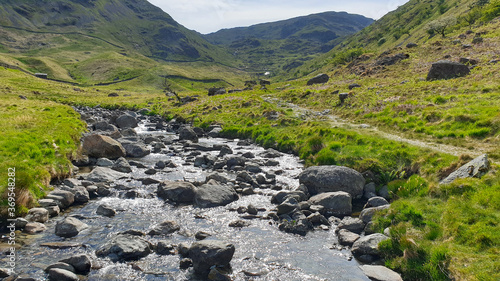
[0,106,404,281]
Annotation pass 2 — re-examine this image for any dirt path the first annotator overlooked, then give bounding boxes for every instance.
[266,97,494,159]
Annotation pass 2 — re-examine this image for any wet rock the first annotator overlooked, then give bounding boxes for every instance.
[195,231,212,240]
[24,222,47,234]
[208,267,231,281]
[299,166,365,198]
[278,217,313,236]
[44,205,61,217]
[207,127,223,138]
[96,204,116,217]
[179,127,199,143]
[59,254,92,274]
[112,157,132,173]
[15,218,29,228]
[121,128,137,137]
[206,174,230,184]
[156,241,176,255]
[352,233,390,257]
[246,204,258,215]
[258,148,282,158]
[157,181,197,203]
[277,197,299,215]
[86,167,127,182]
[364,196,389,208]
[96,158,114,167]
[336,216,365,234]
[144,168,157,175]
[306,212,330,226]
[307,73,329,85]
[360,265,403,281]
[96,234,152,262]
[73,186,90,203]
[82,134,126,160]
[241,187,255,195]
[337,229,360,246]
[123,143,150,158]
[271,191,308,204]
[226,156,246,169]
[44,262,75,273]
[179,258,193,269]
[426,60,470,80]
[188,240,235,277]
[55,217,88,238]
[25,208,49,223]
[40,242,84,249]
[148,220,180,236]
[47,268,78,281]
[46,190,75,209]
[63,178,80,188]
[360,205,390,224]
[229,220,250,228]
[218,145,233,157]
[116,114,138,129]
[440,154,490,184]
[308,191,352,216]
[194,182,238,208]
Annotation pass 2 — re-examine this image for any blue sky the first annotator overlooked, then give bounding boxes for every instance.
[148,0,410,34]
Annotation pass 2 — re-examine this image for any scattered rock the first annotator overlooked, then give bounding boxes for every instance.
[148,220,180,236]
[194,182,238,208]
[112,157,132,173]
[440,154,490,184]
[96,234,152,262]
[44,262,75,273]
[360,265,403,281]
[195,231,212,240]
[336,216,365,234]
[157,181,197,203]
[122,143,150,158]
[406,43,418,48]
[179,127,199,143]
[46,190,75,209]
[82,134,126,160]
[308,192,352,216]
[307,74,329,85]
[96,158,114,167]
[47,268,78,281]
[352,233,390,257]
[59,254,92,274]
[360,205,390,224]
[426,60,470,80]
[337,229,360,246]
[96,204,116,217]
[115,114,138,129]
[188,240,235,276]
[55,217,88,238]
[25,208,49,223]
[23,222,47,234]
[156,241,176,255]
[299,166,365,198]
[364,197,389,208]
[348,83,361,90]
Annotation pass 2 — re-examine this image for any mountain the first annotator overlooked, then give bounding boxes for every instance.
[203,11,374,74]
[0,0,229,62]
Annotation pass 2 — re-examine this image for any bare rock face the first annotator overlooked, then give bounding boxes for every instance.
[426,60,470,80]
[299,166,365,198]
[82,134,126,160]
[440,154,490,184]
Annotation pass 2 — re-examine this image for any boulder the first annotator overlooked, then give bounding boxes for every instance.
[24,222,47,234]
[25,208,49,223]
[47,190,75,209]
[207,127,223,138]
[82,134,126,160]
[336,216,365,234]
[86,167,127,182]
[45,262,75,273]
[122,143,150,158]
[94,121,118,132]
[426,60,470,80]
[55,217,88,238]
[148,220,180,236]
[299,166,365,198]
[308,191,352,216]
[96,158,114,167]
[96,234,152,262]
[47,268,78,281]
[307,74,329,85]
[194,183,238,208]
[278,216,313,236]
[364,196,389,208]
[363,182,377,199]
[276,197,299,215]
[440,154,490,184]
[360,205,390,224]
[73,186,90,203]
[179,127,199,142]
[188,240,235,276]
[112,157,132,173]
[96,204,116,217]
[59,254,92,274]
[375,53,409,66]
[156,241,176,255]
[115,114,138,129]
[337,229,360,246]
[352,233,390,257]
[157,181,197,203]
[359,265,403,281]
[208,87,226,96]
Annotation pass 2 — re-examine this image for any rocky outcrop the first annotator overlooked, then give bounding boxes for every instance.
[426,60,470,80]
[82,134,126,160]
[440,154,490,184]
[299,166,365,198]
[188,240,235,276]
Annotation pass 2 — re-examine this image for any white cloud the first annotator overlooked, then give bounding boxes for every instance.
[147,0,410,34]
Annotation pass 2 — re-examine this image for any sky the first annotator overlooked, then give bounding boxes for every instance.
[148,0,410,34]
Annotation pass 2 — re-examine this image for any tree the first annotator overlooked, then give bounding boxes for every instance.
[463,7,482,27]
[426,16,457,37]
[161,77,181,104]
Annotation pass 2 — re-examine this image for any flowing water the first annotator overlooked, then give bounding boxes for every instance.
[5,116,370,281]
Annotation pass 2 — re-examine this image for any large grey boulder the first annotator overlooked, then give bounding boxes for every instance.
[427,60,470,80]
[359,265,403,281]
[352,233,390,257]
[299,166,365,198]
[308,191,352,216]
[25,208,49,223]
[47,268,79,281]
[73,186,90,203]
[96,204,116,217]
[112,157,132,173]
[307,73,329,85]
[360,205,390,224]
[59,254,92,274]
[194,182,238,208]
[188,240,235,276]
[337,229,360,246]
[82,134,126,160]
[157,181,197,203]
[86,167,127,182]
[364,196,389,208]
[336,216,365,234]
[115,114,138,129]
[122,143,150,158]
[440,154,490,184]
[179,127,199,143]
[148,220,180,236]
[55,217,88,238]
[96,234,152,262]
[46,190,75,209]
